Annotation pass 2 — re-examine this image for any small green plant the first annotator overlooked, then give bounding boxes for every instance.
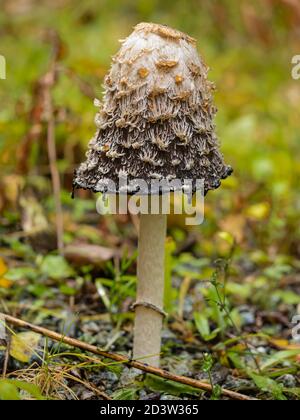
[96,248,138,316]
[201,354,222,400]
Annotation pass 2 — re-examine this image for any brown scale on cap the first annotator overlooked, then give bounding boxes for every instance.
[73,22,232,195]
[134,22,197,44]
[137,67,149,78]
[156,60,179,70]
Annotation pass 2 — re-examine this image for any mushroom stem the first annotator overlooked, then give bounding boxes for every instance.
[133,213,167,367]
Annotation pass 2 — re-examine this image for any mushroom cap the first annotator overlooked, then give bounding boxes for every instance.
[73,22,232,195]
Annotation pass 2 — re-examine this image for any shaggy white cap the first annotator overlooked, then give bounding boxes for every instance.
[73,23,232,195]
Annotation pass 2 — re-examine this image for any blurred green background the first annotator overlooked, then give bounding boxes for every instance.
[0,0,300,400]
[1,0,299,241]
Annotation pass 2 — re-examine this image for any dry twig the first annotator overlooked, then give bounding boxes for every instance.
[1,313,257,401]
[16,30,64,253]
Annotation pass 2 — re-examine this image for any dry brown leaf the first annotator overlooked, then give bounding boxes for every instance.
[64,244,116,267]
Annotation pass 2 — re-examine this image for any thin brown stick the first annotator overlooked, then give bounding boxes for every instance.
[17,30,65,253]
[45,83,64,253]
[2,333,11,379]
[0,313,257,401]
[62,66,96,99]
[45,35,64,253]
[81,376,112,400]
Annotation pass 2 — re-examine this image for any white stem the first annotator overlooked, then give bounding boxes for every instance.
[133,213,167,367]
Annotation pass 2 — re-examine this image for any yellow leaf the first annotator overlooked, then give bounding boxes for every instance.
[10,332,41,363]
[245,202,270,220]
[269,338,289,349]
[218,231,235,246]
[215,232,235,258]
[269,338,300,350]
[0,278,13,288]
[0,258,8,277]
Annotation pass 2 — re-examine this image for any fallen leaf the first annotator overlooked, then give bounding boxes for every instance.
[0,258,8,277]
[178,277,191,319]
[10,332,41,363]
[270,338,300,351]
[0,278,13,288]
[269,338,290,349]
[64,244,115,267]
[245,202,270,220]
[40,255,74,280]
[0,259,11,288]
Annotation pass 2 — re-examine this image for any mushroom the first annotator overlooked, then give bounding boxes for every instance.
[73,23,232,367]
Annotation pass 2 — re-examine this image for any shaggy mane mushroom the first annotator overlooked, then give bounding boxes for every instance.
[73,22,232,367]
